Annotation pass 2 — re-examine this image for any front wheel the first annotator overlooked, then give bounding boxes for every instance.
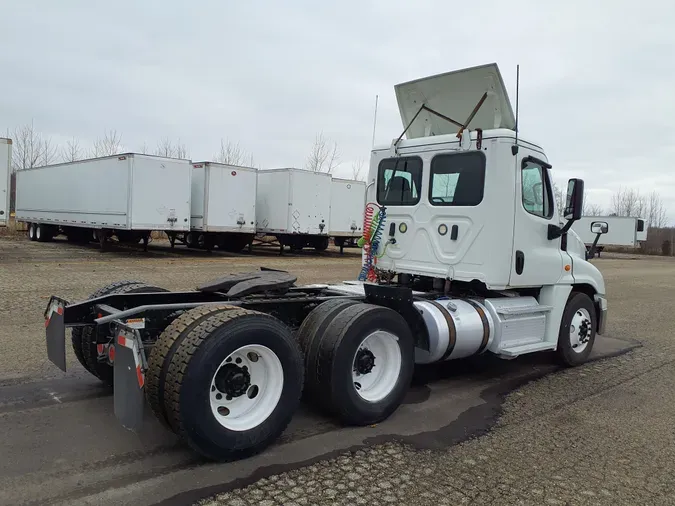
[556,292,597,366]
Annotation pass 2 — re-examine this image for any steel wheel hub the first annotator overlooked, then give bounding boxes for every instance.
[570,308,592,353]
[215,363,251,398]
[354,348,376,375]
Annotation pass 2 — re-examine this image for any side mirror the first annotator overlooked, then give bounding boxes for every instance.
[564,178,584,220]
[591,221,608,234]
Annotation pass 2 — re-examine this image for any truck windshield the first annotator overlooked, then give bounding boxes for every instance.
[377,157,422,206]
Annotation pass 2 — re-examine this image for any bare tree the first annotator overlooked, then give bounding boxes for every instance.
[154,137,189,159]
[90,129,123,157]
[61,137,82,162]
[139,142,150,155]
[585,203,605,216]
[610,187,643,217]
[351,158,366,181]
[305,132,340,173]
[11,121,53,171]
[646,190,668,228]
[9,121,58,211]
[214,138,255,167]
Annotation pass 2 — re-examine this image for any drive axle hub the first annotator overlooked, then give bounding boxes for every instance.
[354,348,376,375]
[214,363,251,398]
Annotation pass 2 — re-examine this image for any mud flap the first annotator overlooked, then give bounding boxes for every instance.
[45,297,68,372]
[113,326,146,431]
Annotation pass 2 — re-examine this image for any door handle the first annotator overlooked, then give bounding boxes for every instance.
[450,225,458,240]
[515,250,525,275]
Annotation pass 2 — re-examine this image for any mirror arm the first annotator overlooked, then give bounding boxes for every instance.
[586,233,602,260]
[547,219,575,240]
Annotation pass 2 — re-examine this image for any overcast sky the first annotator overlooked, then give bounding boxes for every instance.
[1,0,674,222]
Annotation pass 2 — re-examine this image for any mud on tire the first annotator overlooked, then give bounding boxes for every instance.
[160,308,304,461]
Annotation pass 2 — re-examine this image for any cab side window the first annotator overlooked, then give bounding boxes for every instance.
[521,159,553,219]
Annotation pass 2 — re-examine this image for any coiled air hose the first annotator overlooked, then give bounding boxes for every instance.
[358,202,387,282]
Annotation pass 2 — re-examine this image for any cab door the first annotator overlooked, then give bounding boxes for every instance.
[509,151,565,287]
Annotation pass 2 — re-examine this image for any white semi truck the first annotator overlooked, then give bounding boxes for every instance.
[15,154,192,249]
[43,63,608,462]
[570,215,646,257]
[0,138,11,227]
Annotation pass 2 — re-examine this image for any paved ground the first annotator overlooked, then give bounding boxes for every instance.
[0,237,672,505]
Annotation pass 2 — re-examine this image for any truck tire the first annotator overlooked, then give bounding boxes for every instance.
[80,282,169,385]
[296,298,360,360]
[28,223,37,241]
[303,303,414,426]
[71,280,144,374]
[146,305,238,428]
[161,308,304,461]
[556,292,597,367]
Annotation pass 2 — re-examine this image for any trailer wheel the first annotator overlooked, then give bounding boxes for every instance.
[146,305,238,428]
[313,237,329,252]
[162,309,304,461]
[218,235,251,253]
[35,224,54,242]
[28,223,37,241]
[556,292,597,367]
[303,303,414,426]
[186,232,198,248]
[80,282,169,385]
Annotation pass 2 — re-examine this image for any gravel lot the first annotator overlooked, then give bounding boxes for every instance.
[1,237,674,505]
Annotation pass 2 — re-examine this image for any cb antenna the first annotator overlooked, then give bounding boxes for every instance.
[512,64,520,155]
[371,94,379,148]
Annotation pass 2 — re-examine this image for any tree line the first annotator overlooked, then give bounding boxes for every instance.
[552,183,668,228]
[4,121,668,227]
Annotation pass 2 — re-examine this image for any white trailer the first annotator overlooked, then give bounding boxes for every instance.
[256,168,331,252]
[570,216,646,257]
[167,162,257,253]
[329,177,366,252]
[15,153,191,249]
[0,138,11,227]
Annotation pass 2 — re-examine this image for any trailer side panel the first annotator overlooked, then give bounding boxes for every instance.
[15,156,131,229]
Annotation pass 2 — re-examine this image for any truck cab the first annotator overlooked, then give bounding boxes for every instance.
[362,63,607,362]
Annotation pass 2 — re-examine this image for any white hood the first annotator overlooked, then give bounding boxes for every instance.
[394,63,516,139]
